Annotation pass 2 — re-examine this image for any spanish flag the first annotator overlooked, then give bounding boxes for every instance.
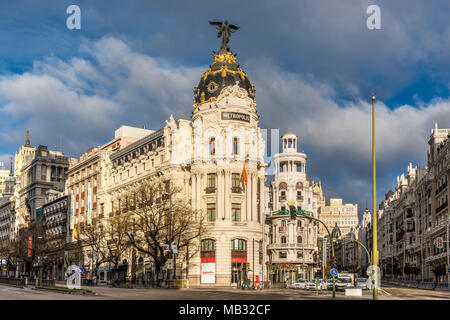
[73,227,79,241]
[241,165,248,186]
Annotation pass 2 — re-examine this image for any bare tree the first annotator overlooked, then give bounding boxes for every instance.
[103,213,132,285]
[118,178,206,284]
[79,221,110,284]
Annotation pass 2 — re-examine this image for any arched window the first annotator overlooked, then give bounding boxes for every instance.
[279,182,287,190]
[209,137,215,155]
[201,239,215,252]
[297,236,302,244]
[231,239,247,251]
[232,137,239,155]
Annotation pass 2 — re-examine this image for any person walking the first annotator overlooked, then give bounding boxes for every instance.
[255,275,260,290]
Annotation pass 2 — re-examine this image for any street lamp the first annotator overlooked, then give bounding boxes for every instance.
[38,236,43,287]
[371,93,379,300]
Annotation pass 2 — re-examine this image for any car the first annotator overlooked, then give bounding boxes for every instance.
[293,279,308,289]
[335,278,353,290]
[326,279,334,290]
[305,281,320,290]
[356,278,368,290]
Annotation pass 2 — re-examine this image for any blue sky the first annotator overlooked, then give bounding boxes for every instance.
[0,0,449,220]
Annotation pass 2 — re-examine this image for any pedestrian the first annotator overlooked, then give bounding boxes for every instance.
[255,275,260,290]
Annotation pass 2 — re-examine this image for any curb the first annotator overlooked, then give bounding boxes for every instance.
[32,287,96,295]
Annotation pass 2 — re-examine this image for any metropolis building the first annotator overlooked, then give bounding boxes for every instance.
[73,37,267,286]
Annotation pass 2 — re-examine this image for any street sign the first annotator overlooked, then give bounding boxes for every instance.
[163,244,170,253]
[171,244,178,254]
[167,259,173,270]
[330,268,338,277]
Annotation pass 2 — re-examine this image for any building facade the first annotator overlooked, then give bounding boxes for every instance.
[266,133,323,283]
[17,145,76,227]
[318,198,358,237]
[378,124,450,283]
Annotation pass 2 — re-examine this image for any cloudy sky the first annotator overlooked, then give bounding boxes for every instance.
[0,0,449,220]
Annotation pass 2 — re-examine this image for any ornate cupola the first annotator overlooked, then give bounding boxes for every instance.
[193,21,256,111]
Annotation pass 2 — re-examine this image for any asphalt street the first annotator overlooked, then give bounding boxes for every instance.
[0,284,448,300]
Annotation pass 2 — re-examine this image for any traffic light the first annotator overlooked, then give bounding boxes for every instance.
[289,206,296,220]
[333,256,337,268]
[436,237,443,249]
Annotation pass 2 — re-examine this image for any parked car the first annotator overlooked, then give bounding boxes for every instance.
[356,277,368,290]
[293,279,308,289]
[335,278,353,290]
[326,279,334,290]
[305,281,320,290]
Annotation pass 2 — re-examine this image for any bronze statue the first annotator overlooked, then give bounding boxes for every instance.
[209,20,240,51]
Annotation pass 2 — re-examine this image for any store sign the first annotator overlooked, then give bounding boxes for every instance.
[231,257,247,263]
[277,208,307,216]
[201,263,215,284]
[221,112,250,122]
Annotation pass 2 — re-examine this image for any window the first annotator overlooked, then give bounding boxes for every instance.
[279,252,287,259]
[231,239,247,251]
[206,173,217,192]
[297,220,302,227]
[201,239,215,251]
[281,236,286,244]
[232,203,241,222]
[233,137,239,155]
[281,220,287,227]
[41,165,47,181]
[232,173,240,187]
[297,164,302,172]
[207,203,216,222]
[297,236,302,243]
[209,137,215,155]
[297,252,303,259]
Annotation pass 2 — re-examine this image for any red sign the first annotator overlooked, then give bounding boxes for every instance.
[201,258,216,263]
[231,257,247,263]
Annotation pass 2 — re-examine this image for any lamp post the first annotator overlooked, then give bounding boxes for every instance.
[38,236,43,287]
[371,93,379,300]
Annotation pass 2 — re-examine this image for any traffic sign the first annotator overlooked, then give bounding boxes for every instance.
[77,267,84,275]
[447,265,450,274]
[163,244,170,253]
[167,259,173,270]
[171,244,178,254]
[330,268,338,277]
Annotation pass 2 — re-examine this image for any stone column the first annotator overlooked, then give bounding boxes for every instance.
[192,173,196,211]
[246,173,252,221]
[252,174,257,221]
[225,170,230,221]
[217,171,223,220]
[259,177,264,223]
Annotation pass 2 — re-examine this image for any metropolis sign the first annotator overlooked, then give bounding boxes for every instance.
[221,112,250,122]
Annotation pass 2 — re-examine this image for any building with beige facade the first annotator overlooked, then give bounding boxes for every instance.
[318,198,358,237]
[0,168,10,198]
[266,132,324,284]
[378,124,449,284]
[68,40,267,287]
[14,131,36,182]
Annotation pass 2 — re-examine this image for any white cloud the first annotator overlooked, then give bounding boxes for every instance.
[0,35,449,218]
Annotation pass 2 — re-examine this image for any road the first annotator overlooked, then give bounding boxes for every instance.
[0,284,448,300]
